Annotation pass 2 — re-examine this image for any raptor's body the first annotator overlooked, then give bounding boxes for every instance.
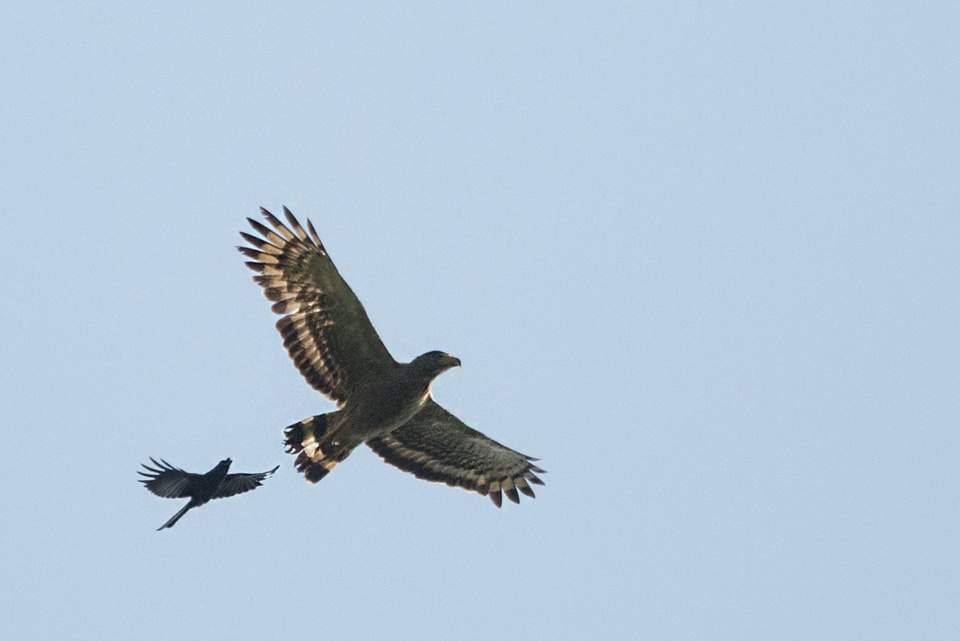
[240,208,545,506]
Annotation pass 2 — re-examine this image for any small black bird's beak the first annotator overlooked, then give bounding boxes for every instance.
[445,355,462,368]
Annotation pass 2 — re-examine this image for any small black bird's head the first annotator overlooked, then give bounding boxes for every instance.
[411,350,461,379]
[216,458,233,471]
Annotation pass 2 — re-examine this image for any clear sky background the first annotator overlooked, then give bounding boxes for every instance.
[2,3,958,640]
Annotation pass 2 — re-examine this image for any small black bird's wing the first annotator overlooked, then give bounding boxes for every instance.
[138,458,200,499]
[213,466,280,499]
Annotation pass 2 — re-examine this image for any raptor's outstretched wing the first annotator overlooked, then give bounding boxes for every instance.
[239,207,396,403]
[138,458,200,499]
[213,466,280,499]
[367,399,545,507]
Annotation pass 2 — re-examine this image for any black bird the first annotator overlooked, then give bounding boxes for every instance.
[138,457,279,530]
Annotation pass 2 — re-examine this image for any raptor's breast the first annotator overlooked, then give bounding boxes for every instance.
[347,376,432,439]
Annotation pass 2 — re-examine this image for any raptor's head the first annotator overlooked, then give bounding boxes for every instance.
[412,350,461,379]
[216,458,233,471]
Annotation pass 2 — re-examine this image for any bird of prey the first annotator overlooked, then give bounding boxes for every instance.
[138,458,279,530]
[238,207,545,507]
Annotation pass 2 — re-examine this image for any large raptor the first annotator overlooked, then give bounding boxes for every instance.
[239,207,545,507]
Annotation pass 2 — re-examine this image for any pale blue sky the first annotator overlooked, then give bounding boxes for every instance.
[2,3,959,639]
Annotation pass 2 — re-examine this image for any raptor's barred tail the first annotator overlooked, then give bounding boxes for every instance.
[158,503,193,530]
[283,413,352,483]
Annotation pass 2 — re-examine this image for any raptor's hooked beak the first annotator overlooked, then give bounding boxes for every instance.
[445,355,462,369]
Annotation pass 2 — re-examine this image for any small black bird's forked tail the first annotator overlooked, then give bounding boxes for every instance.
[157,502,193,530]
[283,413,353,483]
